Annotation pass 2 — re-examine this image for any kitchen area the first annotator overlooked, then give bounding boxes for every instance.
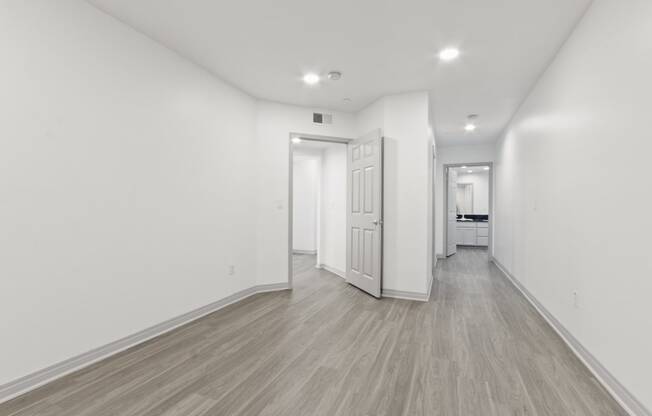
[446,164,491,256]
[456,214,489,246]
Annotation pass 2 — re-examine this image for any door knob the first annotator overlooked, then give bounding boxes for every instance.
[373,219,383,226]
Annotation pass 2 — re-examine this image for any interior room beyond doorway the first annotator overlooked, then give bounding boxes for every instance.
[291,137,348,283]
[445,163,493,259]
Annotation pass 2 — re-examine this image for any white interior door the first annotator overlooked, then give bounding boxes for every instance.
[346,131,383,298]
[447,167,458,256]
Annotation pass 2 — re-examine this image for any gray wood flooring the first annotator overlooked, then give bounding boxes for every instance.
[0,248,627,415]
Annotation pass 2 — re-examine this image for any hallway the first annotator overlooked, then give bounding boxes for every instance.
[433,249,626,414]
[1,249,626,415]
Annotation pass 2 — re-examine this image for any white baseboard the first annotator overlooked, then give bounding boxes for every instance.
[491,257,650,416]
[0,282,289,404]
[292,249,317,255]
[426,262,436,300]
[254,282,290,293]
[382,288,429,302]
[318,263,430,302]
[317,263,346,279]
[436,253,446,259]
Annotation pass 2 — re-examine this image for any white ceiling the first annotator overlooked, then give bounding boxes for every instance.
[453,166,490,175]
[293,140,343,161]
[294,139,345,151]
[88,0,590,147]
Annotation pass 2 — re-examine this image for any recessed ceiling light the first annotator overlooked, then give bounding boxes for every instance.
[302,73,320,85]
[461,165,467,169]
[484,166,490,170]
[292,137,302,144]
[464,123,476,132]
[438,48,460,61]
[468,170,473,173]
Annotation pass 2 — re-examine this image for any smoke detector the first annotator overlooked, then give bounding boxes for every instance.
[327,71,342,81]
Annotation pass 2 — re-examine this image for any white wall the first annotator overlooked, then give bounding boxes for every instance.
[493,0,652,412]
[357,92,432,294]
[456,171,489,214]
[428,93,438,279]
[435,144,495,256]
[292,157,320,252]
[255,102,357,286]
[259,92,433,295]
[0,0,258,385]
[0,1,437,388]
[319,145,347,275]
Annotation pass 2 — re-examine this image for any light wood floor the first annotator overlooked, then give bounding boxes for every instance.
[1,248,626,416]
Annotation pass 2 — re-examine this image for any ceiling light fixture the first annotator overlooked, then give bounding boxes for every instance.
[292,137,302,144]
[464,123,476,132]
[461,165,467,169]
[484,166,490,170]
[302,73,320,85]
[438,47,460,61]
[467,170,473,173]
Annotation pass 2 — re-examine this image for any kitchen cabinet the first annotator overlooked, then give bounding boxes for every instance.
[456,221,489,247]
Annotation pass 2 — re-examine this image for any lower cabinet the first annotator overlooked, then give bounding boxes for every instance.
[456,222,489,246]
[457,228,476,245]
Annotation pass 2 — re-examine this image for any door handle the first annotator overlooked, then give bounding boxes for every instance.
[372,219,383,226]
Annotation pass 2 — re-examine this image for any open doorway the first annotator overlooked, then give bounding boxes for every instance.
[444,163,493,260]
[288,131,384,298]
[290,135,349,287]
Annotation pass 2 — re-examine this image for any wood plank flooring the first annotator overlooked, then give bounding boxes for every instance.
[0,248,627,415]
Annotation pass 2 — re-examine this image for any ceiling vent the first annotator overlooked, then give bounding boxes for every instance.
[313,112,333,125]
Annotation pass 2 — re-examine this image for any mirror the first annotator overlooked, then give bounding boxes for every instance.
[456,183,473,214]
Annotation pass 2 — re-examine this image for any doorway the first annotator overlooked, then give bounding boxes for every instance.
[443,163,493,259]
[290,135,348,288]
[288,131,384,298]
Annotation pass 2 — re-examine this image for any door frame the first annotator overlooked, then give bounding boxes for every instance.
[443,162,494,258]
[288,132,353,289]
